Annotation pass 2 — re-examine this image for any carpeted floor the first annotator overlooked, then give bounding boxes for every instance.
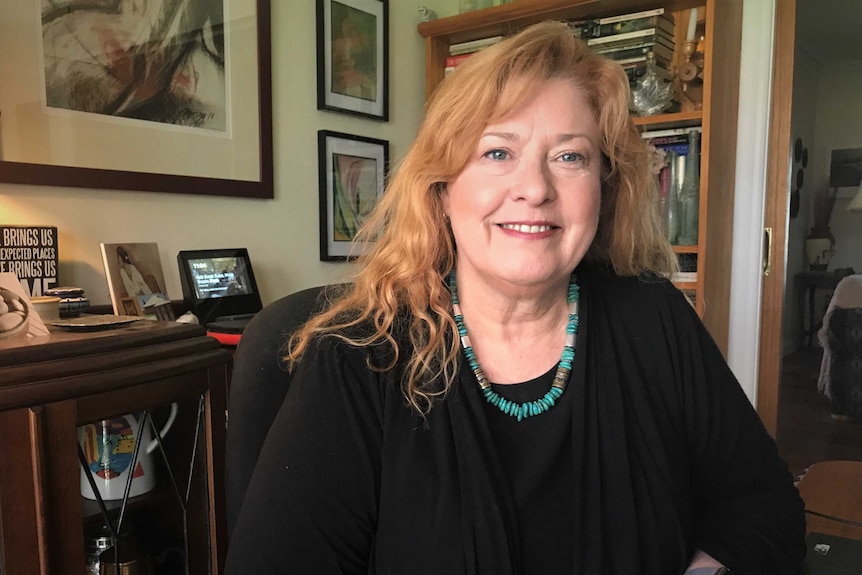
[776,346,862,479]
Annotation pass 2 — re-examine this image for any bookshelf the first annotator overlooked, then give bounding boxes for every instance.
[418,0,743,354]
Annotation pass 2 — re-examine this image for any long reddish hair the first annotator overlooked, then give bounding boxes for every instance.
[288,21,676,413]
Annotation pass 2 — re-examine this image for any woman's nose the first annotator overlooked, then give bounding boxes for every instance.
[511,157,555,205]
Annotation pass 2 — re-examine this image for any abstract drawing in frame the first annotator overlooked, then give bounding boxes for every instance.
[318,130,388,261]
[316,0,389,121]
[0,0,273,198]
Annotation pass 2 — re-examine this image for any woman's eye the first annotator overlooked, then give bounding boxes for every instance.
[483,149,509,161]
[559,152,584,163]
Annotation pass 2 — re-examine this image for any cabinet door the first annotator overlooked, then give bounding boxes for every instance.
[75,372,227,575]
[0,403,83,575]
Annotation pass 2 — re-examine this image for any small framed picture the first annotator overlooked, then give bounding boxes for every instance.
[318,130,389,261]
[316,0,389,121]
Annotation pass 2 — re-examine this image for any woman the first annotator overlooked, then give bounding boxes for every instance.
[226,22,805,574]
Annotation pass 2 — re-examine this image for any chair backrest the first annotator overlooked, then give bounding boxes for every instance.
[825,306,862,422]
[225,284,342,536]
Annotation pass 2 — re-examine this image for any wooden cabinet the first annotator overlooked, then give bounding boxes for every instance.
[418,0,742,354]
[0,321,232,575]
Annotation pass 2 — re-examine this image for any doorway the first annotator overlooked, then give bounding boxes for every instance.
[761,0,862,478]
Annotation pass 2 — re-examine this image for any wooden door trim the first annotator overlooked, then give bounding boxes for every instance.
[758,0,796,436]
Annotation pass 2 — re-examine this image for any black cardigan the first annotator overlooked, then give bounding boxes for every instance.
[225,266,805,574]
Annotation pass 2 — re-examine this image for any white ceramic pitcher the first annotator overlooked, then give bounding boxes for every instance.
[78,403,178,501]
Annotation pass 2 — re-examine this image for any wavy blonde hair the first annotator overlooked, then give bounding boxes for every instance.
[288,21,677,413]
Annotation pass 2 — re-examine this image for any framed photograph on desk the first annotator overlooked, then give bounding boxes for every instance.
[0,0,274,198]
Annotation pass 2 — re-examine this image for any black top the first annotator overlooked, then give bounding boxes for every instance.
[225,265,806,575]
[486,370,577,573]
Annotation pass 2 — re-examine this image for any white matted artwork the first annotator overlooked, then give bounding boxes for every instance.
[317,130,388,261]
[0,0,273,198]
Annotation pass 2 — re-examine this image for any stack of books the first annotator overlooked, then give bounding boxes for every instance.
[444,35,503,75]
[570,8,676,85]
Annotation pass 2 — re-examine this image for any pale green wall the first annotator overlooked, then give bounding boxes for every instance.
[0,0,452,306]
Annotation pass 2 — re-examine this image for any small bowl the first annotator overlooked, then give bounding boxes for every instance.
[59,296,90,318]
[0,287,30,339]
[30,296,62,322]
[45,286,85,298]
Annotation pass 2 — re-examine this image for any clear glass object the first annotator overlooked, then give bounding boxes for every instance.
[678,129,701,245]
[630,52,674,117]
[664,150,680,244]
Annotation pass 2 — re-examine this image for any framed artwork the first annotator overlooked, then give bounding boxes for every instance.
[830,147,862,197]
[99,242,175,320]
[318,130,388,261]
[316,0,389,121]
[0,0,274,198]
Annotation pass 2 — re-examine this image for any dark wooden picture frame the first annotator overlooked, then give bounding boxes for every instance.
[316,0,389,121]
[0,0,274,199]
[318,130,388,261]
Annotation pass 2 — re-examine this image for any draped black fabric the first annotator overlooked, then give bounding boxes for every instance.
[225,265,806,575]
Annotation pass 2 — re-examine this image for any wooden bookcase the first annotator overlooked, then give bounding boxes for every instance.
[418,0,742,354]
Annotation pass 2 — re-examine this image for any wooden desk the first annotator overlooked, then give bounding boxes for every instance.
[0,321,232,575]
[797,460,862,539]
[794,270,853,346]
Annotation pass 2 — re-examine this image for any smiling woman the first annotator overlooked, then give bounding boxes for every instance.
[226,21,805,575]
[441,78,602,306]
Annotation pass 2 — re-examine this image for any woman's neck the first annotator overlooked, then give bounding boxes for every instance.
[454,271,571,384]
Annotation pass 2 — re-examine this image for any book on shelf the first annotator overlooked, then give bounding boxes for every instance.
[676,253,698,273]
[613,53,671,71]
[445,53,473,68]
[642,126,703,140]
[671,271,697,283]
[647,136,689,151]
[593,41,674,65]
[597,8,664,24]
[587,27,674,49]
[449,35,503,55]
[595,9,675,36]
[648,130,701,159]
[100,242,175,321]
[570,8,674,39]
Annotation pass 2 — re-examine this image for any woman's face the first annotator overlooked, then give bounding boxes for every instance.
[442,78,602,294]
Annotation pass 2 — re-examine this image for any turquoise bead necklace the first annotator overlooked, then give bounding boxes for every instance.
[448,271,580,421]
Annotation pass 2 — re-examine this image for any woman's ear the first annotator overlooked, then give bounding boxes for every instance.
[436,182,450,217]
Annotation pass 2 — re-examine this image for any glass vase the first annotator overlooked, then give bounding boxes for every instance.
[663,150,680,244]
[677,129,700,245]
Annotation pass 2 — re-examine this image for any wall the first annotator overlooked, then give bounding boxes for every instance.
[780,46,820,354]
[0,0,456,307]
[813,60,862,271]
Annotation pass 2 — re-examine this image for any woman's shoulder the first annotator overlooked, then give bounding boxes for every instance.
[578,262,685,306]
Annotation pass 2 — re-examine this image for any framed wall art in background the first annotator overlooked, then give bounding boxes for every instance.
[316,0,389,121]
[0,0,273,198]
[318,130,388,261]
